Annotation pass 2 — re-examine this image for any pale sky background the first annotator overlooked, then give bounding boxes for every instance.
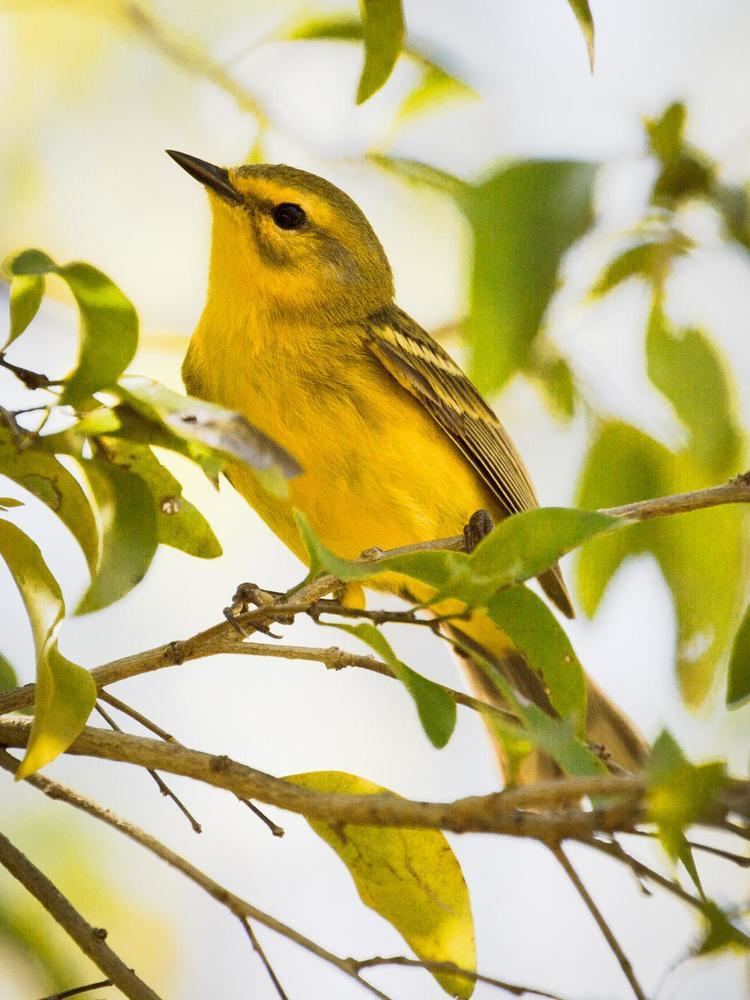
[1,1,749,998]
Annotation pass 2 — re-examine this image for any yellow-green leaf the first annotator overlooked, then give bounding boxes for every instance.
[727,602,750,707]
[0,497,23,511]
[285,770,475,998]
[566,0,595,71]
[4,273,45,349]
[645,102,686,164]
[590,234,691,297]
[0,520,95,778]
[76,460,158,614]
[0,652,18,692]
[357,0,405,104]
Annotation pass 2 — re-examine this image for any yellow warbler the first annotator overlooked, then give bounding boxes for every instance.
[169,150,645,781]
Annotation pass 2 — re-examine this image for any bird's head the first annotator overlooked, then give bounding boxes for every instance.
[167,151,394,324]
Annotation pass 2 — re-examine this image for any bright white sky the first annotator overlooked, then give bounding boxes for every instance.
[1,1,749,998]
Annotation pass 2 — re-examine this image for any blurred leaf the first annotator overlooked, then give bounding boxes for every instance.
[575,422,673,617]
[652,154,713,209]
[517,705,606,776]
[116,378,300,496]
[328,622,456,747]
[5,250,138,405]
[76,460,158,614]
[463,160,596,392]
[0,497,23,510]
[727,602,750,706]
[646,731,726,862]
[645,102,686,164]
[0,652,18,692]
[0,520,95,778]
[356,0,405,104]
[370,154,467,200]
[713,182,750,251]
[698,902,750,955]
[591,233,692,297]
[286,770,475,998]
[0,429,98,572]
[100,437,221,559]
[566,0,595,71]
[487,587,586,731]
[396,64,474,123]
[646,300,741,477]
[531,351,576,419]
[296,508,615,609]
[3,273,45,349]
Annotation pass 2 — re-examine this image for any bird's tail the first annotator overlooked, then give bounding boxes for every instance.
[444,608,648,785]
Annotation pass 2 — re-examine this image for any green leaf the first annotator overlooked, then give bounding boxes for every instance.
[0,497,23,510]
[645,102,686,164]
[463,160,597,393]
[115,378,300,496]
[75,460,158,614]
[590,234,692,297]
[697,903,750,955]
[4,273,45,349]
[327,622,456,748]
[4,250,138,405]
[566,0,595,71]
[396,64,474,123]
[356,0,405,104]
[0,652,18,692]
[0,430,99,572]
[487,587,586,731]
[727,602,750,706]
[646,300,741,477]
[0,520,95,778]
[575,422,673,617]
[531,350,576,419]
[285,770,475,998]
[369,154,467,201]
[646,731,726,863]
[518,705,606,777]
[99,437,221,559]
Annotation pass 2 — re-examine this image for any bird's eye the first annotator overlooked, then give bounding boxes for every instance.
[272,202,306,230]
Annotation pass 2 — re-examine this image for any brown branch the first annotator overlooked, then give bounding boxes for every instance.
[600,471,750,522]
[0,829,162,1000]
[238,918,289,1000]
[0,750,391,1000]
[550,845,646,1000]
[37,980,113,1000]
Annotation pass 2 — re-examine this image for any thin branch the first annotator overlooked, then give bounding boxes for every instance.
[95,702,202,834]
[238,918,289,1000]
[0,750,391,1000]
[37,980,113,1000]
[625,828,750,867]
[0,829,161,1000]
[550,845,646,1000]
[600,471,750,522]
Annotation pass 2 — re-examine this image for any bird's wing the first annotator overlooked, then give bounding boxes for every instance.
[365,306,574,617]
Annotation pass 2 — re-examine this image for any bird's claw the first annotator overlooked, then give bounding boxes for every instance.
[463,509,495,553]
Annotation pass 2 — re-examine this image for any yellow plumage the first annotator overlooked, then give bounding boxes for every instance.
[172,152,646,781]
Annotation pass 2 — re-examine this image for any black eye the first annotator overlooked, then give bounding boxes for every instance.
[272,202,306,230]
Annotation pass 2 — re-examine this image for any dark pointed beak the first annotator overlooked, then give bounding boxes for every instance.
[166,150,242,205]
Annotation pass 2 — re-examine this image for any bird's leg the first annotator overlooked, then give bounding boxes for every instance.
[463,508,495,553]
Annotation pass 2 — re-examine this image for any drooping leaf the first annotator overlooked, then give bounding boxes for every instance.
[0,520,95,778]
[115,378,300,496]
[356,0,405,104]
[0,428,98,572]
[646,730,726,863]
[463,160,597,392]
[99,437,221,559]
[487,587,586,731]
[566,0,595,71]
[727,602,750,707]
[4,273,45,349]
[327,621,456,748]
[75,460,158,614]
[286,770,475,998]
[646,300,741,477]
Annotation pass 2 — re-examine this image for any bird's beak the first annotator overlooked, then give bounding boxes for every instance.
[166,150,242,205]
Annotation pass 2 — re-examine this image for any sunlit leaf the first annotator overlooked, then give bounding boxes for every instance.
[487,587,586,731]
[646,731,726,862]
[100,437,221,559]
[0,520,95,778]
[463,160,596,392]
[76,460,158,614]
[327,621,456,747]
[0,429,98,572]
[566,0,595,71]
[5,250,138,405]
[4,273,45,349]
[356,0,405,104]
[115,378,300,496]
[646,300,741,477]
[286,770,475,998]
[727,602,750,707]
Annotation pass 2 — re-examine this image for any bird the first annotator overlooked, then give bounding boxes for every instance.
[168,149,646,782]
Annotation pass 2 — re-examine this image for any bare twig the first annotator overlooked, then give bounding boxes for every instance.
[239,918,289,1000]
[37,980,113,1000]
[550,845,646,1000]
[0,829,161,1000]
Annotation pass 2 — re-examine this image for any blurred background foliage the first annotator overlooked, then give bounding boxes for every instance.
[1,1,750,997]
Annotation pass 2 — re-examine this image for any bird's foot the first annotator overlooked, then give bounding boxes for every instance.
[223,582,282,638]
[463,509,495,553]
